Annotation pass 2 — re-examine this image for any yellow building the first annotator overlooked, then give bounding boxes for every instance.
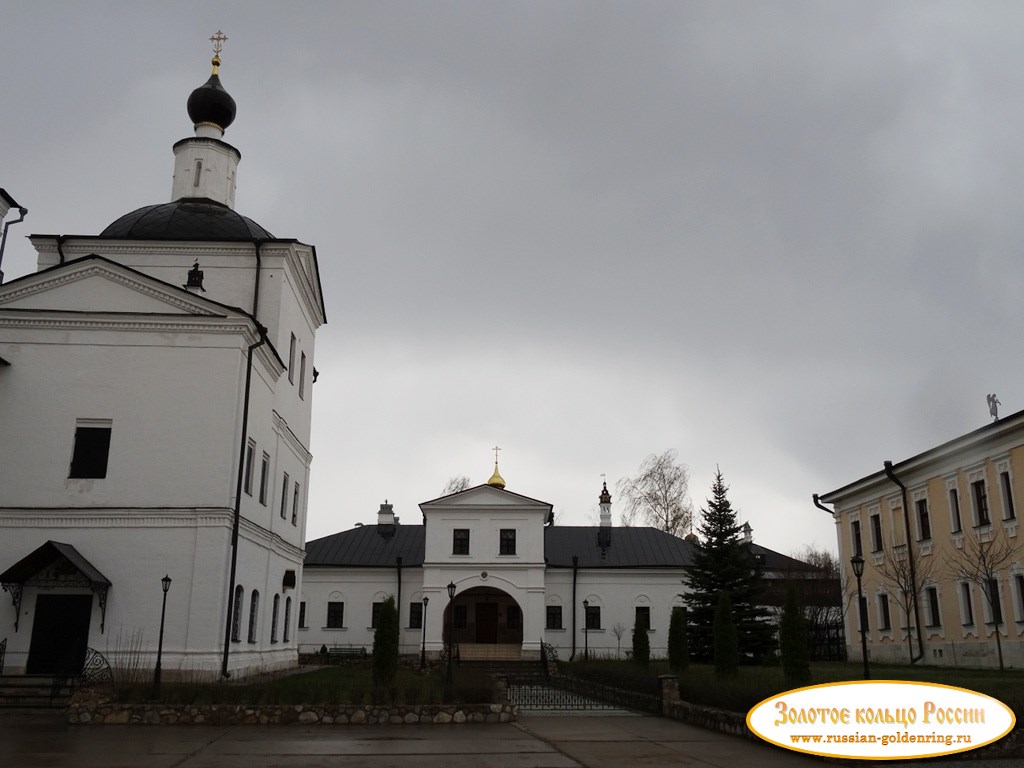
[817,410,1024,668]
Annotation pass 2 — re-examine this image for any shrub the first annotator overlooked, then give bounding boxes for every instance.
[632,615,650,669]
[713,591,738,678]
[372,595,400,688]
[668,606,688,672]
[780,586,810,685]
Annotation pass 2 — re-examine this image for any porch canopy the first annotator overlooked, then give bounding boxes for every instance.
[0,540,111,632]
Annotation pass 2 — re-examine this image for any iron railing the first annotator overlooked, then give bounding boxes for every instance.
[0,637,6,677]
[51,647,113,701]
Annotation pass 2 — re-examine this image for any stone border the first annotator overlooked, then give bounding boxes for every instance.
[68,697,516,725]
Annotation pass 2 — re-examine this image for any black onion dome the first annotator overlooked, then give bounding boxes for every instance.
[187,72,236,131]
[100,198,273,240]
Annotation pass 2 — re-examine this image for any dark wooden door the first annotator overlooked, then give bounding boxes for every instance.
[475,602,498,643]
[26,594,92,675]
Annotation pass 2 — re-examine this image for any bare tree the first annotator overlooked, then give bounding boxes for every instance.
[616,450,693,535]
[787,544,845,629]
[611,622,627,658]
[872,544,940,663]
[947,529,1021,671]
[441,475,471,495]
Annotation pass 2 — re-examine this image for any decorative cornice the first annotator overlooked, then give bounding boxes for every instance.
[272,410,312,463]
[0,315,251,335]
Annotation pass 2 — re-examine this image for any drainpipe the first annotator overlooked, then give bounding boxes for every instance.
[569,555,578,661]
[251,240,264,319]
[884,460,924,664]
[0,202,27,283]
[396,556,403,626]
[221,323,268,678]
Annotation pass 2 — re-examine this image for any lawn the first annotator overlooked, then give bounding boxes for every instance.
[116,665,499,706]
[564,659,1024,719]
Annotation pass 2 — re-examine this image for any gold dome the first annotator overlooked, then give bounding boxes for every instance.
[486,462,506,489]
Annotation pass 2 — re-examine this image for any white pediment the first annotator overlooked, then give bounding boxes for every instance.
[0,259,231,317]
[420,484,552,512]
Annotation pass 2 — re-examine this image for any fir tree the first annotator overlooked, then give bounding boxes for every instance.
[632,615,650,668]
[372,595,400,690]
[668,606,688,672]
[713,591,738,677]
[780,585,811,685]
[683,468,774,661]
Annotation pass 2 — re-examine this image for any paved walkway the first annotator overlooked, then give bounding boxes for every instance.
[0,711,1010,767]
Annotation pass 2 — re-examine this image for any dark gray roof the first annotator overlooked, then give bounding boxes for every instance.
[304,525,699,569]
[100,198,273,241]
[305,525,426,568]
[0,540,111,585]
[750,543,817,573]
[544,526,696,568]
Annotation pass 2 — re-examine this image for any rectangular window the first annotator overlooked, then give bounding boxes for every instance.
[1001,472,1016,520]
[916,499,931,541]
[453,528,470,555]
[280,471,290,519]
[243,440,255,495]
[299,352,307,400]
[507,605,521,630]
[499,529,516,555]
[283,597,291,642]
[546,605,563,630]
[453,605,467,629]
[925,586,941,627]
[409,602,423,629]
[949,488,963,533]
[870,514,883,552]
[292,481,300,525]
[585,605,601,630]
[326,601,344,629]
[1016,574,1024,620]
[987,578,1003,625]
[961,583,974,626]
[69,422,112,478]
[259,452,270,505]
[851,520,863,557]
[288,333,296,384]
[371,601,383,629]
[879,593,891,631]
[298,601,307,629]
[635,606,651,631]
[973,480,990,526]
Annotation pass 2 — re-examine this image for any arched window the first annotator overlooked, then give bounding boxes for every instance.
[283,596,292,643]
[248,590,260,643]
[231,584,244,642]
[271,594,280,643]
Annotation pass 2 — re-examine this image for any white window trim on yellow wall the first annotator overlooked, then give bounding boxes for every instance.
[945,472,965,547]
[875,588,894,640]
[847,509,862,559]
[994,455,1018,537]
[965,463,992,530]
[921,582,945,640]
[886,493,905,548]
[956,580,978,639]
[867,504,884,566]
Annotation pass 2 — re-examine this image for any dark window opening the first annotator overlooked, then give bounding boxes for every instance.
[298,601,307,629]
[858,596,869,632]
[973,481,990,526]
[961,583,974,626]
[453,605,467,629]
[247,591,260,643]
[851,520,863,557]
[870,514,883,552]
[243,441,255,495]
[507,605,521,630]
[371,601,383,629]
[635,606,650,631]
[499,528,516,555]
[950,488,962,533]
[925,587,941,628]
[453,529,470,555]
[916,499,931,541]
[1001,472,1016,520]
[280,471,290,519]
[409,602,423,629]
[546,605,562,630]
[259,452,270,505]
[326,601,344,629]
[879,594,891,631]
[69,425,112,479]
[585,605,601,630]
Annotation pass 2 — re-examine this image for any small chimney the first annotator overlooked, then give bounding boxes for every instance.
[378,500,395,538]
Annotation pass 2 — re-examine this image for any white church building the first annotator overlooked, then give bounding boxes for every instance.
[0,42,326,679]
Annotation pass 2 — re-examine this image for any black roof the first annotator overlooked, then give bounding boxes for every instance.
[304,525,700,569]
[100,198,273,241]
[0,540,111,585]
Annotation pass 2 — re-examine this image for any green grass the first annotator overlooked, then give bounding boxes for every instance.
[563,659,1024,719]
[120,665,498,706]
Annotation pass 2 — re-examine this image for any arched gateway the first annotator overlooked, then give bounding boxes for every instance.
[442,586,523,660]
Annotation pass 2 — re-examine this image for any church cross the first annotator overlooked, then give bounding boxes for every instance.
[492,445,501,464]
[210,30,228,56]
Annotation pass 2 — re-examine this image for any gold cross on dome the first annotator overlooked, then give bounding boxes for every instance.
[210,30,228,56]
[492,446,501,464]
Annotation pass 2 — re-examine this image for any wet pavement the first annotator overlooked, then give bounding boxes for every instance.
[0,711,1014,767]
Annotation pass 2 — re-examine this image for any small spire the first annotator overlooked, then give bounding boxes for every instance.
[599,480,611,505]
[486,446,505,489]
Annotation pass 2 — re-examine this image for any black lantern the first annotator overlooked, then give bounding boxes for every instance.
[850,554,869,680]
[153,574,172,699]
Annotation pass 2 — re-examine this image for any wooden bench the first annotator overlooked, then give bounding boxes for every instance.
[327,646,367,660]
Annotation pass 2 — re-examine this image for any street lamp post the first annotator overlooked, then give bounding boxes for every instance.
[851,554,869,680]
[445,581,456,697]
[582,599,590,661]
[420,595,429,670]
[152,574,172,699]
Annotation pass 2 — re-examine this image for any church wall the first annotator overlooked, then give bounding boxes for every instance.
[0,329,245,509]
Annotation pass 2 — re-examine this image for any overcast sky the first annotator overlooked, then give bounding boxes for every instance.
[4,1,1022,556]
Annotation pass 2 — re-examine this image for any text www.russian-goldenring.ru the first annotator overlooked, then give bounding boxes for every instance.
[790,732,972,747]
